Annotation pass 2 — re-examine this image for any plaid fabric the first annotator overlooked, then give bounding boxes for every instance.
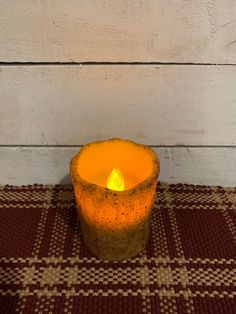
[0,183,236,314]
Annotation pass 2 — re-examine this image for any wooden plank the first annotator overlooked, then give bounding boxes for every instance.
[0,147,235,186]
[1,65,236,146]
[1,1,236,63]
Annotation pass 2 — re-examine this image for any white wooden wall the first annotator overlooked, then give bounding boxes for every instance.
[0,1,236,186]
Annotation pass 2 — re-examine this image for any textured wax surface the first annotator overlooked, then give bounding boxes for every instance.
[73,178,157,260]
[0,183,236,313]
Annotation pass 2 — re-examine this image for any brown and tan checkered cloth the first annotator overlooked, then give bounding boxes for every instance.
[0,183,236,313]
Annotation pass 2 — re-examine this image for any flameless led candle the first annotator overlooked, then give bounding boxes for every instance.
[70,138,160,260]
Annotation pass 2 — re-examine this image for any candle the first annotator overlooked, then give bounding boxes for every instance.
[70,138,160,260]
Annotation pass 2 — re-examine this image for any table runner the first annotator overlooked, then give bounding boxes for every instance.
[0,183,235,313]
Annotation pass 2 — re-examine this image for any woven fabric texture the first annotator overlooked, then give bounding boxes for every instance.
[0,183,236,313]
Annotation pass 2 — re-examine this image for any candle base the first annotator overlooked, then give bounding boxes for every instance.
[79,214,150,260]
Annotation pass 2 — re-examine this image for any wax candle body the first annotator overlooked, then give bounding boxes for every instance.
[73,179,156,260]
[70,138,160,260]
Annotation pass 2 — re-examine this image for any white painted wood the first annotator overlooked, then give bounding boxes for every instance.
[1,1,236,63]
[0,147,235,186]
[1,65,236,146]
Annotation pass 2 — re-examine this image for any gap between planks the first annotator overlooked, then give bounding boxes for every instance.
[1,62,236,67]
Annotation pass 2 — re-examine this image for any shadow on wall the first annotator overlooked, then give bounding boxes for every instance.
[60,174,71,185]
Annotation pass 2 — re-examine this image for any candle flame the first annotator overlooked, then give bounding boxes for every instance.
[107,168,125,191]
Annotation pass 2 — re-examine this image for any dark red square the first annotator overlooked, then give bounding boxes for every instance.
[0,296,19,313]
[193,297,236,314]
[0,204,42,257]
[70,296,143,314]
[149,296,162,313]
[175,207,235,258]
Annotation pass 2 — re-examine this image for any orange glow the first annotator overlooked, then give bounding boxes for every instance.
[107,168,125,191]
